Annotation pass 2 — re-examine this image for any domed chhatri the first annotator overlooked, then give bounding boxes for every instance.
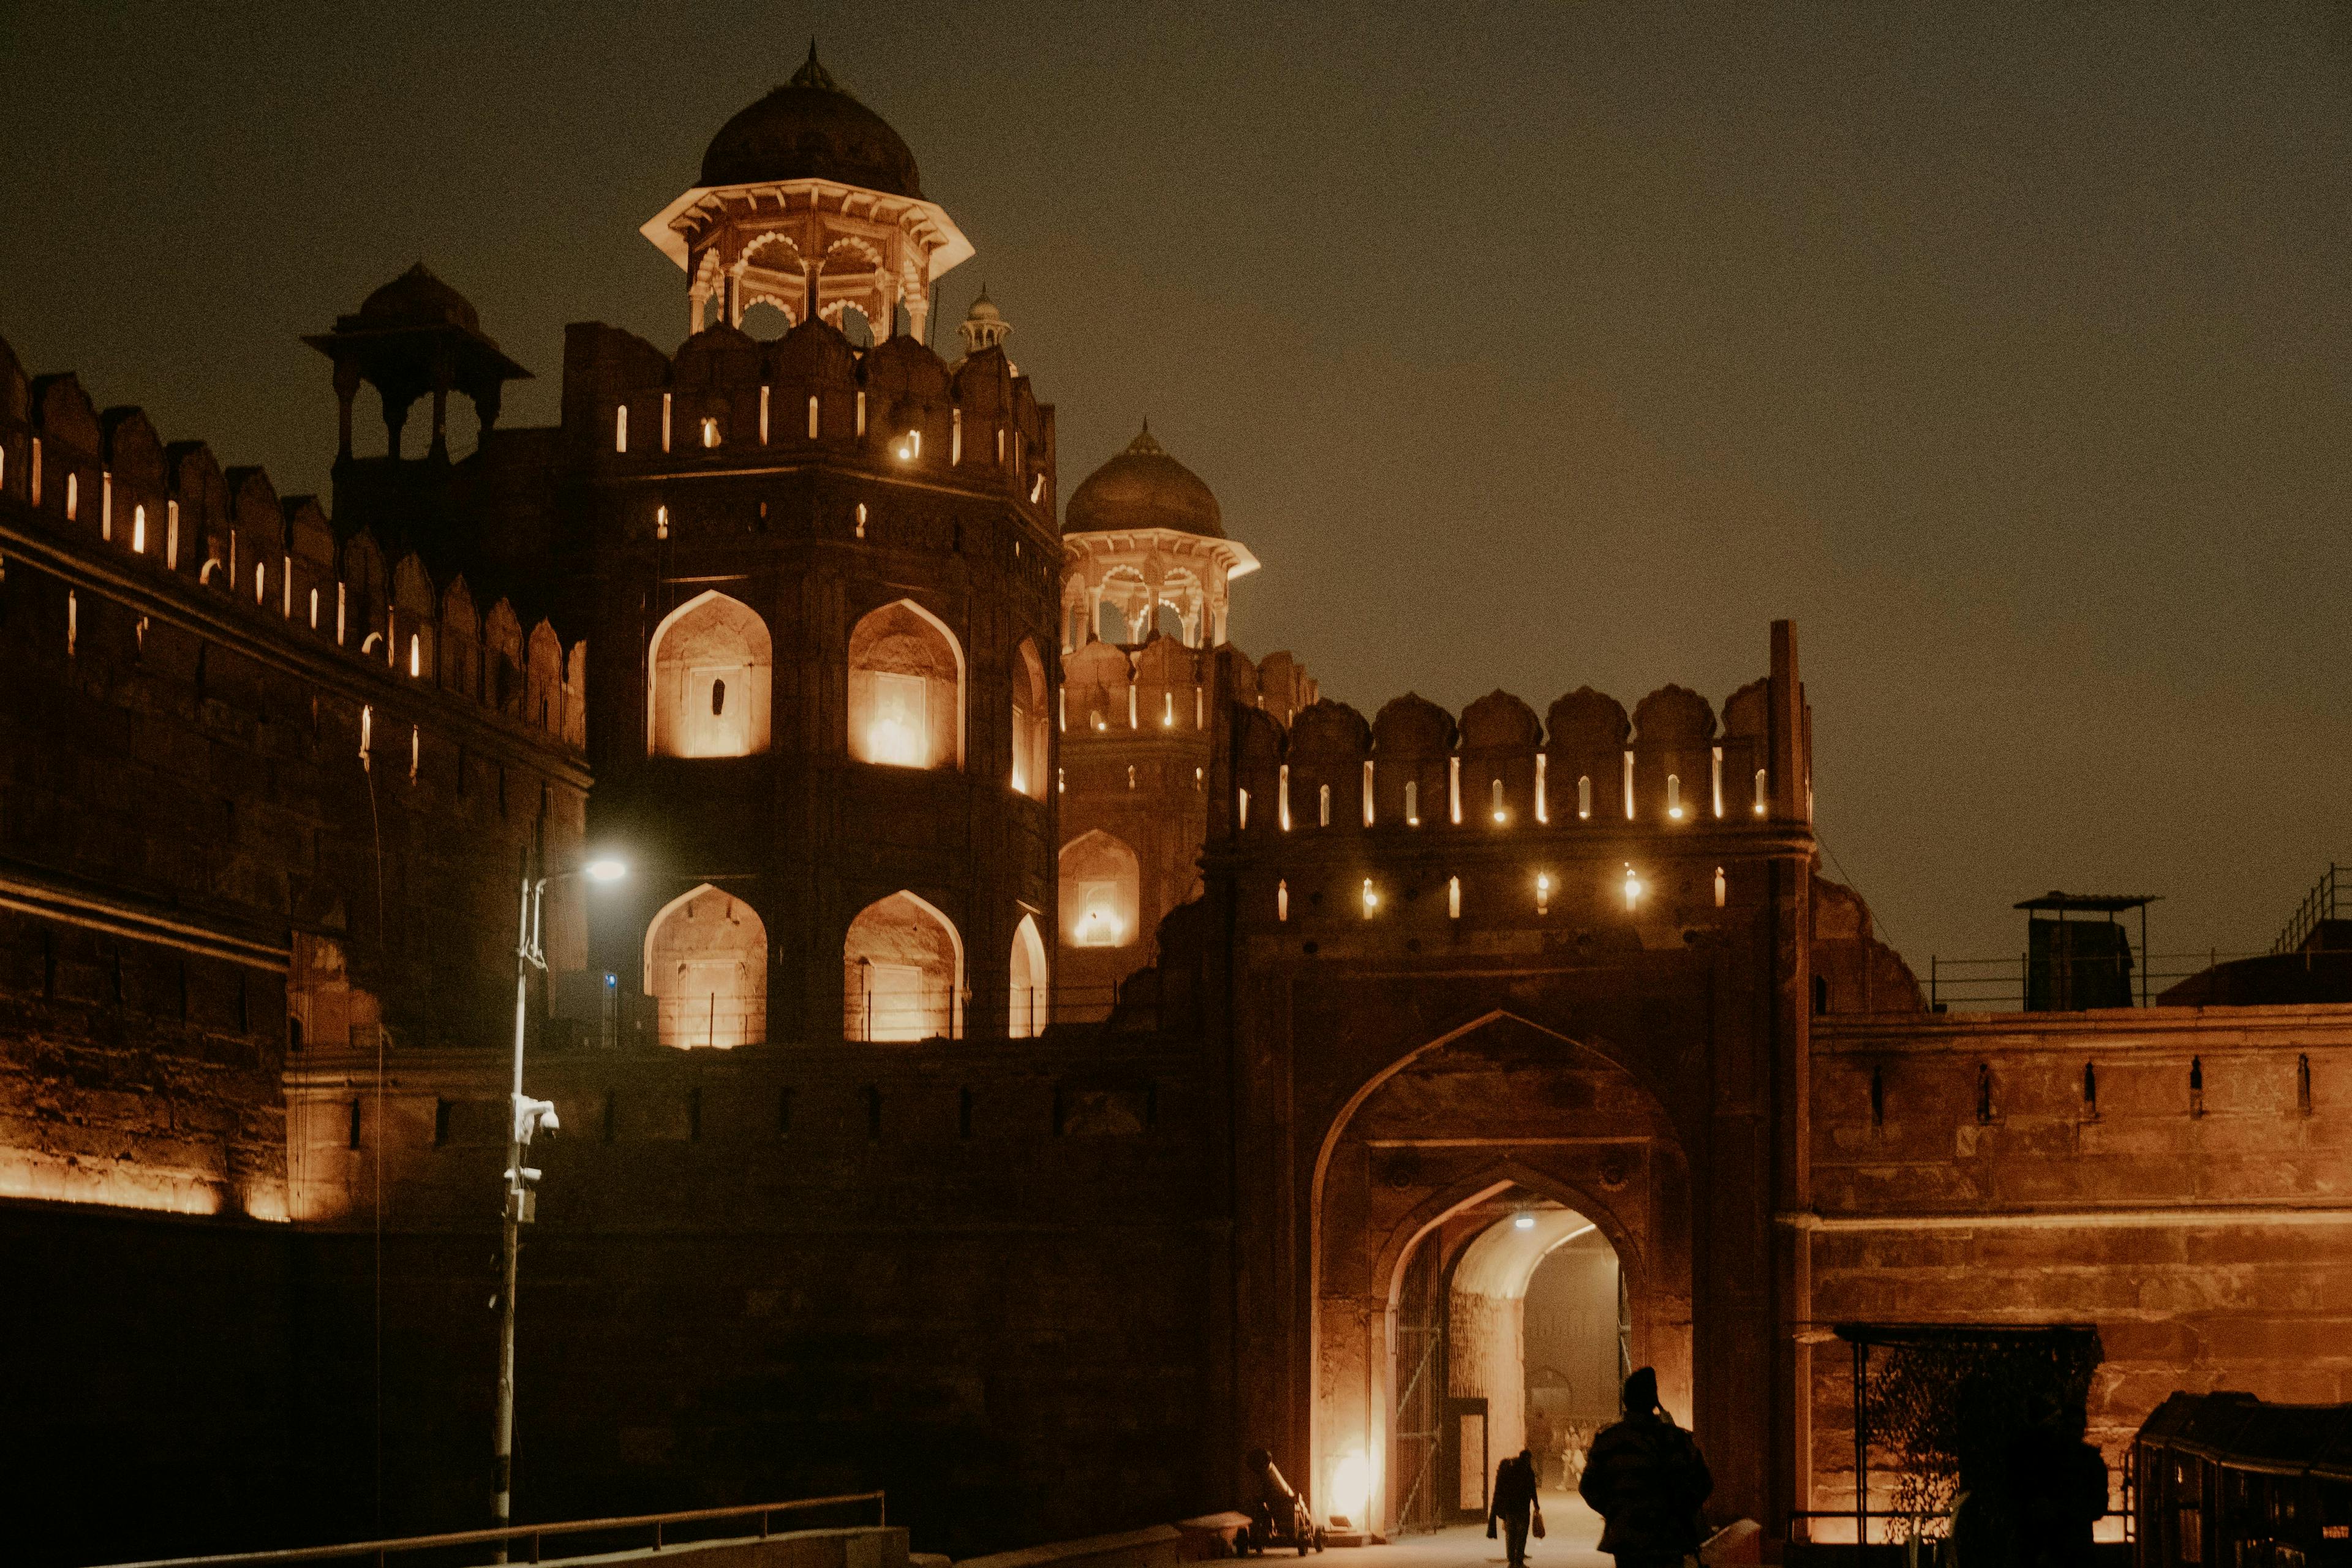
[358,262,484,333]
[640,43,972,342]
[1065,424,1225,539]
[698,44,924,198]
[1061,424,1259,651]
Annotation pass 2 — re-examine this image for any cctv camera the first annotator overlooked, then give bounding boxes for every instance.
[538,1106,560,1137]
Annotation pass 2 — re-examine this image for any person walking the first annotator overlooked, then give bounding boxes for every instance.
[1580,1369,1713,1568]
[1489,1448,1543,1567]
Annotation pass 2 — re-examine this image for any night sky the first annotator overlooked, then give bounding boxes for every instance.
[4,2,2346,993]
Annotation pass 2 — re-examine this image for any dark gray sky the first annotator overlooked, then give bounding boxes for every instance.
[5,2,2347,994]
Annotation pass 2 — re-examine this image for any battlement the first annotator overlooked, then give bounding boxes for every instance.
[0,330,587,752]
[1060,637,1317,739]
[560,316,1057,527]
[1216,625,1814,864]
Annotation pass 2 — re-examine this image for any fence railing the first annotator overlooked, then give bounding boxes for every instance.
[93,1492,888,1568]
[2272,863,2347,956]
[1926,951,2260,1012]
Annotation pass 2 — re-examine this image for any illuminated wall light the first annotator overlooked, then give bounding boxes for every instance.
[1491,777,1506,824]
[1319,783,1331,827]
[1754,767,1769,816]
[1714,866,1727,908]
[1448,876,1461,919]
[66,590,77,655]
[1195,766,1204,792]
[1405,778,1420,827]
[1196,688,1205,728]
[615,405,628,452]
[1578,775,1592,820]
[1277,880,1289,921]
[165,501,178,568]
[1278,766,1292,831]
[759,385,770,444]
[1128,764,1137,791]
[1163,692,1174,727]
[702,417,720,449]
[336,584,347,644]
[1536,872,1551,915]
[28,437,39,505]
[855,503,867,538]
[408,634,422,678]
[1360,878,1379,918]
[254,560,268,605]
[951,409,963,465]
[656,505,669,540]
[309,588,319,629]
[1623,750,1636,820]
[360,704,373,766]
[1057,766,1065,794]
[281,556,293,617]
[1623,863,1643,911]
[131,503,146,554]
[1030,473,1045,503]
[66,470,77,521]
[662,391,672,452]
[1711,746,1725,818]
[997,428,1006,464]
[1128,685,1138,728]
[409,725,420,782]
[1058,687,1067,733]
[1449,757,1462,824]
[100,472,111,538]
[1667,774,1684,820]
[1536,754,1548,823]
[855,390,866,436]
[1238,788,1250,829]
[807,394,820,439]
[1362,761,1376,826]
[135,616,148,650]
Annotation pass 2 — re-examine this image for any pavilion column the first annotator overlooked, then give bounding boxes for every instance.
[333,357,361,461]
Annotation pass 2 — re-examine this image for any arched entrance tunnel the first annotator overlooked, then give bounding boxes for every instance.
[1390,1193,1630,1535]
[1307,1013,1695,1541]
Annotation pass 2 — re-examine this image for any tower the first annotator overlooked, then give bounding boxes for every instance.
[1054,424,1269,1009]
[638,45,974,342]
[571,50,1060,1047]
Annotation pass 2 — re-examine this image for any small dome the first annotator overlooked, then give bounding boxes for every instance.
[698,44,922,198]
[1065,424,1224,538]
[965,290,1001,323]
[358,263,481,333]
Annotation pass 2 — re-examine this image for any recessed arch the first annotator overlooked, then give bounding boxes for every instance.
[848,597,964,770]
[647,589,773,758]
[643,883,767,1049]
[1009,913,1048,1039]
[1058,829,1140,949]
[1012,637,1049,798]
[843,889,964,1041]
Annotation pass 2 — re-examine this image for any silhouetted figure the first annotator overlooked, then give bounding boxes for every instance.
[1490,1449,1542,1567]
[2006,1409,2106,1568]
[1580,1368,1713,1568]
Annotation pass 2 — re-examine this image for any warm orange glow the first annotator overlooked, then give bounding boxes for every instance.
[1536,872,1551,914]
[1361,878,1379,917]
[1278,879,1289,921]
[1448,875,1461,918]
[1624,864,1643,911]
[1714,866,1727,908]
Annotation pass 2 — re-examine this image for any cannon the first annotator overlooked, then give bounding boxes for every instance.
[1241,1449,1327,1557]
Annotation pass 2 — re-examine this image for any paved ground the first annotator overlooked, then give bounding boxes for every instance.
[1334,1493,1609,1568]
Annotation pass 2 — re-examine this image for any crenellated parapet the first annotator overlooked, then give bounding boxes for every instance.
[0,331,587,753]
[563,316,1056,539]
[1211,624,1815,940]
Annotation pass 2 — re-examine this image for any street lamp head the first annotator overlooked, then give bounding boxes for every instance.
[582,856,628,884]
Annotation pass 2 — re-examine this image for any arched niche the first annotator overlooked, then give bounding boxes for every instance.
[1009,914,1048,1039]
[848,598,963,770]
[643,883,767,1049]
[1012,638,1049,799]
[1060,830,1140,949]
[647,590,773,758]
[843,890,963,1042]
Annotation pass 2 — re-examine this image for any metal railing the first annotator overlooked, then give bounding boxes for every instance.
[2272,863,2347,956]
[94,1492,887,1568]
[1926,951,2261,1012]
[1785,1507,2128,1546]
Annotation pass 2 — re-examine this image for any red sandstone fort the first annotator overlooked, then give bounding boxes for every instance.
[0,47,2343,1568]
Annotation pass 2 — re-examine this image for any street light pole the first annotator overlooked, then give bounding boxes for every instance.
[491,850,625,1559]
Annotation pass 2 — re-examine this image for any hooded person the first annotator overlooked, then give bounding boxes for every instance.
[1578,1369,1713,1568]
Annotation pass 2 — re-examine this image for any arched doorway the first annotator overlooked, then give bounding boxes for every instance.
[1388,1191,1630,1538]
[1310,1011,1693,1540]
[843,890,963,1042]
